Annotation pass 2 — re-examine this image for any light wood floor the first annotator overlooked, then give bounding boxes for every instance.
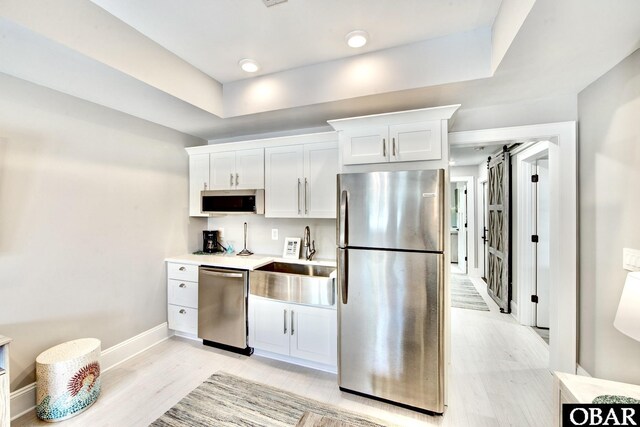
[14,276,552,427]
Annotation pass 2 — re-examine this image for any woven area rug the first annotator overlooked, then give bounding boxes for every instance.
[150,372,389,427]
[451,275,490,311]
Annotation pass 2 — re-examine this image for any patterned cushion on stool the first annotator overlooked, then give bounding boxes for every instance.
[36,338,101,422]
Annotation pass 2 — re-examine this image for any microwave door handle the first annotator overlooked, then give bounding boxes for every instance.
[339,190,348,247]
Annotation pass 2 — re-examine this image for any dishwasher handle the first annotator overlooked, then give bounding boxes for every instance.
[200,269,244,279]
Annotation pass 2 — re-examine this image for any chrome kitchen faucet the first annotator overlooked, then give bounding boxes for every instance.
[303,226,316,261]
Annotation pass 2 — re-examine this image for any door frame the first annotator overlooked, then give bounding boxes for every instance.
[449,122,577,374]
[451,176,475,276]
[479,178,488,281]
[514,141,550,328]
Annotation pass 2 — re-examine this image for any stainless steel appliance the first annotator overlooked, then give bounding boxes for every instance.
[198,266,253,355]
[200,189,264,215]
[337,169,445,414]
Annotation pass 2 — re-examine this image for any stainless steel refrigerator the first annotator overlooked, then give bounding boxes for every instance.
[337,169,445,414]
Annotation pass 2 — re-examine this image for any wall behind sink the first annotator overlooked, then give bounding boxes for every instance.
[207,216,336,260]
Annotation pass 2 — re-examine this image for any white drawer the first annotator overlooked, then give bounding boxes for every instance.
[168,279,198,309]
[168,304,198,335]
[167,262,198,282]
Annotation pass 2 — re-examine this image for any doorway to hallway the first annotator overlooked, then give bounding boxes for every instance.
[449,122,577,373]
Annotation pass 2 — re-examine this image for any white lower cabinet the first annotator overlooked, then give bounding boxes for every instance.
[167,305,198,336]
[249,296,337,367]
[167,262,198,336]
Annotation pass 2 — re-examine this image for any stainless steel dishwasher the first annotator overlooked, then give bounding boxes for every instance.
[198,266,253,355]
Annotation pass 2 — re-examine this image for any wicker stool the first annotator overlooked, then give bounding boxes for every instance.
[35,338,101,422]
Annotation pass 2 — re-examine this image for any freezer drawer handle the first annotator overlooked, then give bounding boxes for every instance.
[200,270,244,279]
[283,309,288,334]
[339,190,348,247]
[339,249,348,304]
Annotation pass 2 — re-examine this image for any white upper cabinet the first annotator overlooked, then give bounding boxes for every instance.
[235,148,264,189]
[341,125,389,165]
[188,154,210,217]
[265,142,338,219]
[328,106,460,167]
[264,145,305,218]
[340,121,441,165]
[390,121,441,163]
[210,151,236,190]
[186,132,337,218]
[304,143,339,218]
[210,148,264,190]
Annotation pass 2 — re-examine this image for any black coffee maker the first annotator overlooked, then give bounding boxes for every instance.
[202,230,223,254]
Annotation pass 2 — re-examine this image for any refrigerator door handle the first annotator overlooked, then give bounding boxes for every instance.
[339,249,348,304]
[339,190,348,247]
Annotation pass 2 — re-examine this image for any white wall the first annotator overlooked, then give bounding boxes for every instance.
[208,216,336,261]
[0,74,206,391]
[578,48,640,383]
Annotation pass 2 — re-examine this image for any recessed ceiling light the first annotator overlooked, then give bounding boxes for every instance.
[345,30,368,48]
[239,59,260,73]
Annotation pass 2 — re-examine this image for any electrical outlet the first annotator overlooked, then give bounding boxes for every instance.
[623,248,640,271]
[272,229,278,240]
[218,228,224,238]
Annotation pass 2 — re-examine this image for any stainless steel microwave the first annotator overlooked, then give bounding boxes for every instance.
[200,189,264,215]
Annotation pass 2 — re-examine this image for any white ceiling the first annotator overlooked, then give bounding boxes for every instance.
[1,0,640,141]
[90,0,502,83]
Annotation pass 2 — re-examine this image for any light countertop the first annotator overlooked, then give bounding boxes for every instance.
[555,371,640,403]
[165,253,336,271]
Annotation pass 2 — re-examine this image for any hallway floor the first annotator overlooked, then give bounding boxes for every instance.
[14,275,553,427]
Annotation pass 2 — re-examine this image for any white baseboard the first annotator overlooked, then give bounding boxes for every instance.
[253,349,337,375]
[10,322,173,421]
[173,331,201,342]
[577,364,592,377]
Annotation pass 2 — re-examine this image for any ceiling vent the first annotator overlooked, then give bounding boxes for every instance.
[262,0,287,7]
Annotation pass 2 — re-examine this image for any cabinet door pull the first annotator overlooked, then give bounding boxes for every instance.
[284,309,288,334]
[392,137,396,156]
[291,310,295,335]
[178,266,186,271]
[297,179,302,215]
[230,173,234,187]
[235,173,239,187]
[179,283,186,288]
[204,182,208,190]
[304,178,309,215]
[382,138,386,157]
